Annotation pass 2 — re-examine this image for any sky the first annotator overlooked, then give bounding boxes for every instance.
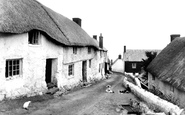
[38,0,185,60]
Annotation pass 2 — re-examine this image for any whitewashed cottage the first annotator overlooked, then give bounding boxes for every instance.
[0,0,108,100]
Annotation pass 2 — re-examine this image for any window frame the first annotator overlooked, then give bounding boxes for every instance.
[100,51,102,58]
[68,64,74,76]
[28,30,41,45]
[73,47,77,54]
[132,63,137,69]
[88,47,91,54]
[5,59,22,78]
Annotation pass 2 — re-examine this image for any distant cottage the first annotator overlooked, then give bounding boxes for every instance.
[123,46,160,74]
[0,0,108,100]
[146,35,185,107]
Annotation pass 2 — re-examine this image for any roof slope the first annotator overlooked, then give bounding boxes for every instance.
[147,37,185,91]
[0,0,98,48]
[124,49,161,61]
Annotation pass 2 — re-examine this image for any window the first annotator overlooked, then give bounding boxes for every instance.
[88,47,91,54]
[68,64,74,76]
[73,47,77,54]
[132,63,136,69]
[89,59,92,68]
[5,59,22,78]
[100,51,102,58]
[28,30,40,45]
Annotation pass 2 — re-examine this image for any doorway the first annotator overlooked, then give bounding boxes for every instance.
[45,58,57,85]
[82,61,87,82]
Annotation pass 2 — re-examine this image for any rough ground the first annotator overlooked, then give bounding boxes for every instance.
[0,73,137,115]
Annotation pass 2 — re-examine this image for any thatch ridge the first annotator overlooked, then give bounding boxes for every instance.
[147,37,185,91]
[0,0,98,48]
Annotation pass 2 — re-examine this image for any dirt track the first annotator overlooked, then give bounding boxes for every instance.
[0,73,137,115]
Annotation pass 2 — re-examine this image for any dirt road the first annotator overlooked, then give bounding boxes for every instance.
[0,73,137,115]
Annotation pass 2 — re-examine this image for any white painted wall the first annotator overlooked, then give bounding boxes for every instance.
[112,59,124,73]
[0,32,108,100]
[0,32,64,99]
[58,47,106,89]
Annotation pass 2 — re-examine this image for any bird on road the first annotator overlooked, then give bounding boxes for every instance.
[23,101,31,110]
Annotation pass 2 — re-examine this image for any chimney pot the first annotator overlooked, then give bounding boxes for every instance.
[72,18,81,27]
[170,34,180,42]
[124,46,126,53]
[118,55,122,59]
[93,35,97,40]
[99,33,103,48]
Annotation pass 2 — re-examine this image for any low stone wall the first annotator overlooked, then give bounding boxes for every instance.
[123,77,184,115]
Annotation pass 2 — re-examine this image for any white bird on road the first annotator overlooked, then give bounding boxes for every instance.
[23,101,31,110]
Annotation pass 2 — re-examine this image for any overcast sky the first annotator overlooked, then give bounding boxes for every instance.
[38,0,185,60]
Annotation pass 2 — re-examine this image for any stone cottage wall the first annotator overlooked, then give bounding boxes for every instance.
[0,32,64,100]
[58,47,104,89]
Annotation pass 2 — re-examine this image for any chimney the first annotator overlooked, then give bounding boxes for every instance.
[124,45,126,53]
[99,33,103,48]
[111,60,113,65]
[170,34,180,42]
[72,18,81,27]
[118,54,122,59]
[93,35,97,40]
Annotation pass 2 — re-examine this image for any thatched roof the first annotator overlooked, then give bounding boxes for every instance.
[147,37,185,91]
[0,0,99,48]
[124,49,161,61]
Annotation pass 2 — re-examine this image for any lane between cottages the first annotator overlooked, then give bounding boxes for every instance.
[2,73,137,115]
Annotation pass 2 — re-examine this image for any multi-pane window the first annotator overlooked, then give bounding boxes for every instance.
[68,64,74,76]
[132,63,136,69]
[5,59,22,78]
[89,59,92,68]
[28,30,40,45]
[88,47,91,54]
[73,47,77,54]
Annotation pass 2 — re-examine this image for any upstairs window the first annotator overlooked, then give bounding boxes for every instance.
[132,63,136,69]
[68,64,74,76]
[5,59,22,78]
[28,30,40,45]
[88,47,91,54]
[73,47,77,54]
[100,51,102,58]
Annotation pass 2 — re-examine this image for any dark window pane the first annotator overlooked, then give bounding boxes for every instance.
[13,71,16,75]
[17,70,19,75]
[9,71,12,76]
[13,65,16,70]
[5,61,8,78]
[9,60,12,66]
